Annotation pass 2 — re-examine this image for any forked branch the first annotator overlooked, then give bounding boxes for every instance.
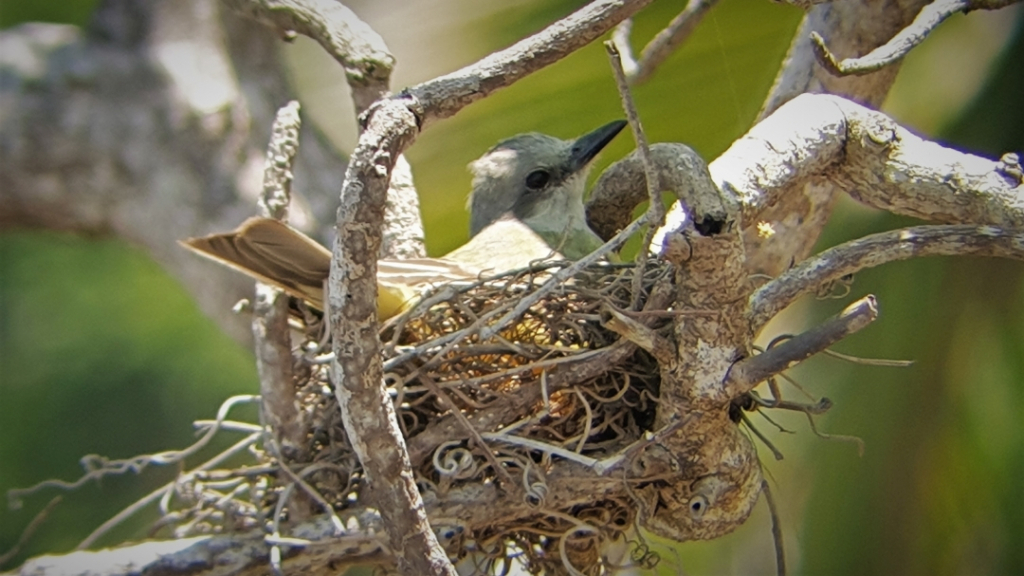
[811,0,1021,77]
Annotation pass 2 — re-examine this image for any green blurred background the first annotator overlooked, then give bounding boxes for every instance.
[1,0,1022,574]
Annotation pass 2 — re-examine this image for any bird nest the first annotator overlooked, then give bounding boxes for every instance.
[178,261,675,573]
[382,261,665,460]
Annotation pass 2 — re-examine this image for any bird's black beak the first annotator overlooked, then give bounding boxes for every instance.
[567,120,628,174]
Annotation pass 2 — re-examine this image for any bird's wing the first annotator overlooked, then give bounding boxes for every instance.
[442,217,564,275]
[377,258,480,318]
[182,218,485,317]
[180,217,330,309]
[378,258,479,285]
[181,216,573,318]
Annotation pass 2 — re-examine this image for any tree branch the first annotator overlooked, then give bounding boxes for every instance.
[252,101,305,461]
[318,3,658,571]
[327,98,453,575]
[748,225,1024,331]
[753,0,931,280]
[810,0,1021,77]
[220,0,393,111]
[709,93,1024,276]
[221,0,428,259]
[404,0,653,124]
[726,296,878,398]
[588,143,725,242]
[612,0,718,85]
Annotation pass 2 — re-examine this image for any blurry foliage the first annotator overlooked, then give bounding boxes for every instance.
[0,0,98,29]
[0,233,259,561]
[1,0,1022,574]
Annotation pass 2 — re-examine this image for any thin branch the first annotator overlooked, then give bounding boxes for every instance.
[78,431,262,550]
[762,480,786,576]
[614,0,718,85]
[479,215,647,341]
[811,0,1021,77]
[742,413,785,461]
[0,496,62,568]
[726,296,879,398]
[7,395,260,510]
[605,40,664,309]
[600,303,674,364]
[274,458,345,535]
[611,18,639,78]
[759,0,928,119]
[405,0,653,124]
[258,101,301,220]
[748,225,1024,331]
[606,42,660,221]
[253,101,304,460]
[822,349,914,368]
[781,0,830,7]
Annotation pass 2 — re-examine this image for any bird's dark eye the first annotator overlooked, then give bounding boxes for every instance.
[525,169,550,190]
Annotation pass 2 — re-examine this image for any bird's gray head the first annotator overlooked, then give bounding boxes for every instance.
[467,120,627,237]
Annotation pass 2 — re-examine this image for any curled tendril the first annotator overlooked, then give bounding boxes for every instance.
[433,441,478,479]
[522,462,548,507]
[627,538,662,569]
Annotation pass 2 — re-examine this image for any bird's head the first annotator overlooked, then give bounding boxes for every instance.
[467,120,627,238]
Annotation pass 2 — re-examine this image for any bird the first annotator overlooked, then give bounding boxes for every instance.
[181,119,627,319]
